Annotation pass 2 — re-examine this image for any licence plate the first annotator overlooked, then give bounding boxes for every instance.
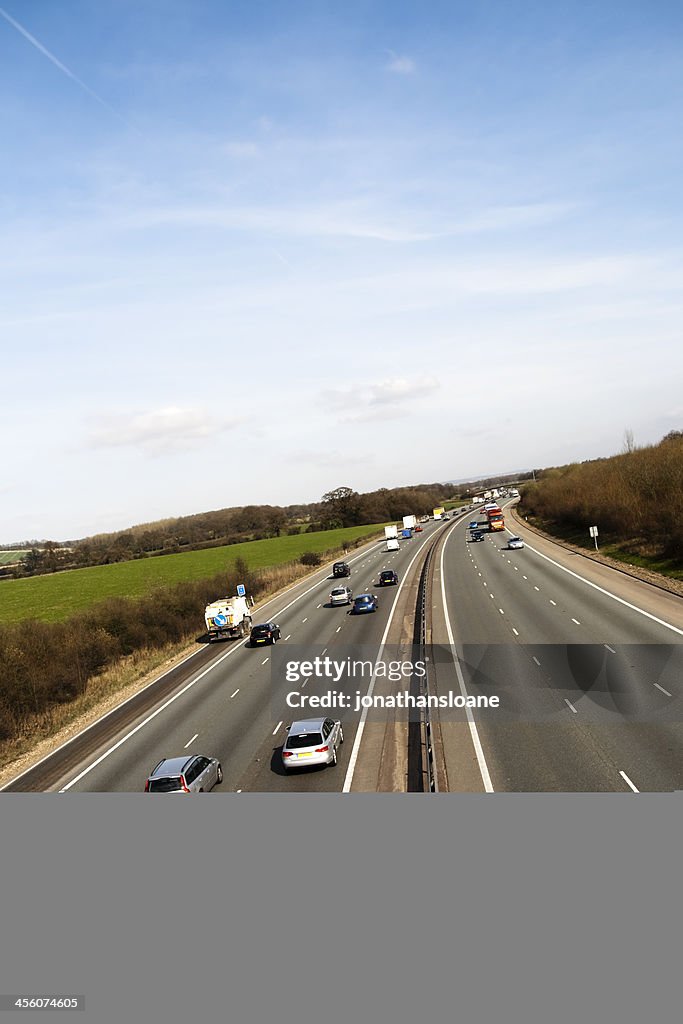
[298,752,313,758]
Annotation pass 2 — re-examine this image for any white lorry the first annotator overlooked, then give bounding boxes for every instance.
[205,594,253,642]
[384,525,398,540]
[402,515,417,530]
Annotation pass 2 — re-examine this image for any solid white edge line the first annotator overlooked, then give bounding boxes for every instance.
[342,527,445,793]
[518,540,683,637]
[439,528,494,792]
[58,635,251,791]
[619,770,639,793]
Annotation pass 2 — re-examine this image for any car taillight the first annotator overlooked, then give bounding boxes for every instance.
[144,780,150,791]
[282,751,293,758]
[180,776,191,792]
[315,746,329,753]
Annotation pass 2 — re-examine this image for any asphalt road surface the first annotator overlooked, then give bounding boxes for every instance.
[8,522,446,792]
[429,504,683,792]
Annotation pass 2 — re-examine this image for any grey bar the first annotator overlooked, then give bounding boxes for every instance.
[0,997,84,1011]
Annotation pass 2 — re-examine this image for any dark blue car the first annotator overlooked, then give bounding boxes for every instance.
[352,593,379,613]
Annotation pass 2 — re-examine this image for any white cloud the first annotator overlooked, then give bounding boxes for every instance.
[385,51,416,74]
[222,141,260,159]
[367,377,439,405]
[323,376,439,421]
[86,406,241,455]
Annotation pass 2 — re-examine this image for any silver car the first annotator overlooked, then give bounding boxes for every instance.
[329,585,353,606]
[282,718,344,770]
[145,755,223,792]
[507,536,525,550]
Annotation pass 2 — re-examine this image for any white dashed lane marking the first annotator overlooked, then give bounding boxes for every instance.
[619,771,639,793]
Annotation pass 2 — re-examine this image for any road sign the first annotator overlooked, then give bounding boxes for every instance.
[214,613,227,627]
[236,584,246,597]
[589,526,599,550]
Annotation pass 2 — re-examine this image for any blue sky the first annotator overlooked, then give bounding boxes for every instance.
[2,1,682,541]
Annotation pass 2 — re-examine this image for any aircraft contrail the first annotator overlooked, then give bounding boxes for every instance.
[0,5,129,124]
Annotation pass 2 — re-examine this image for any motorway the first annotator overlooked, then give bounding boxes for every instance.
[4,521,449,793]
[5,503,683,793]
[429,503,683,792]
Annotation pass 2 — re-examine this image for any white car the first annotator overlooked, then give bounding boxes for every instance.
[507,536,525,550]
[329,586,353,606]
[282,718,344,770]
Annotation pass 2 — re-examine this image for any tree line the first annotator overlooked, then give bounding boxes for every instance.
[520,431,683,563]
[3,481,461,579]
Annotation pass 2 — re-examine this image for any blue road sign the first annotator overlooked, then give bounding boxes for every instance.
[236,584,246,597]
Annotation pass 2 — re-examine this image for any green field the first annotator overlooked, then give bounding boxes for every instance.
[0,525,384,625]
[0,551,28,566]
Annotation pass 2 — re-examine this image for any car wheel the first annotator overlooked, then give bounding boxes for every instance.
[216,764,223,785]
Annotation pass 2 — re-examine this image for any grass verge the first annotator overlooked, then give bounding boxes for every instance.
[0,524,384,625]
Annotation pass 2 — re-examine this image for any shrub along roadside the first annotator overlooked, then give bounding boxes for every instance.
[0,535,375,764]
[519,434,683,573]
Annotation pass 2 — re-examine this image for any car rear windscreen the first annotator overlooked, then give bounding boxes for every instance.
[286,733,323,749]
[148,777,183,792]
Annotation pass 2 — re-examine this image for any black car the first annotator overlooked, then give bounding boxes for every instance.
[379,570,399,586]
[332,561,351,578]
[470,531,485,542]
[250,622,282,645]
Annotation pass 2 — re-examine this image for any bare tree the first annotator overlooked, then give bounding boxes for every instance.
[622,428,635,453]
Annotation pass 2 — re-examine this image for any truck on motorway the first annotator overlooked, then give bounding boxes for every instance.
[204,595,253,641]
[486,507,505,532]
[401,528,412,539]
[384,525,398,540]
[402,515,417,530]
[432,507,446,520]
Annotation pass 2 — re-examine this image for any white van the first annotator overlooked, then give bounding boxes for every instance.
[385,539,399,552]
